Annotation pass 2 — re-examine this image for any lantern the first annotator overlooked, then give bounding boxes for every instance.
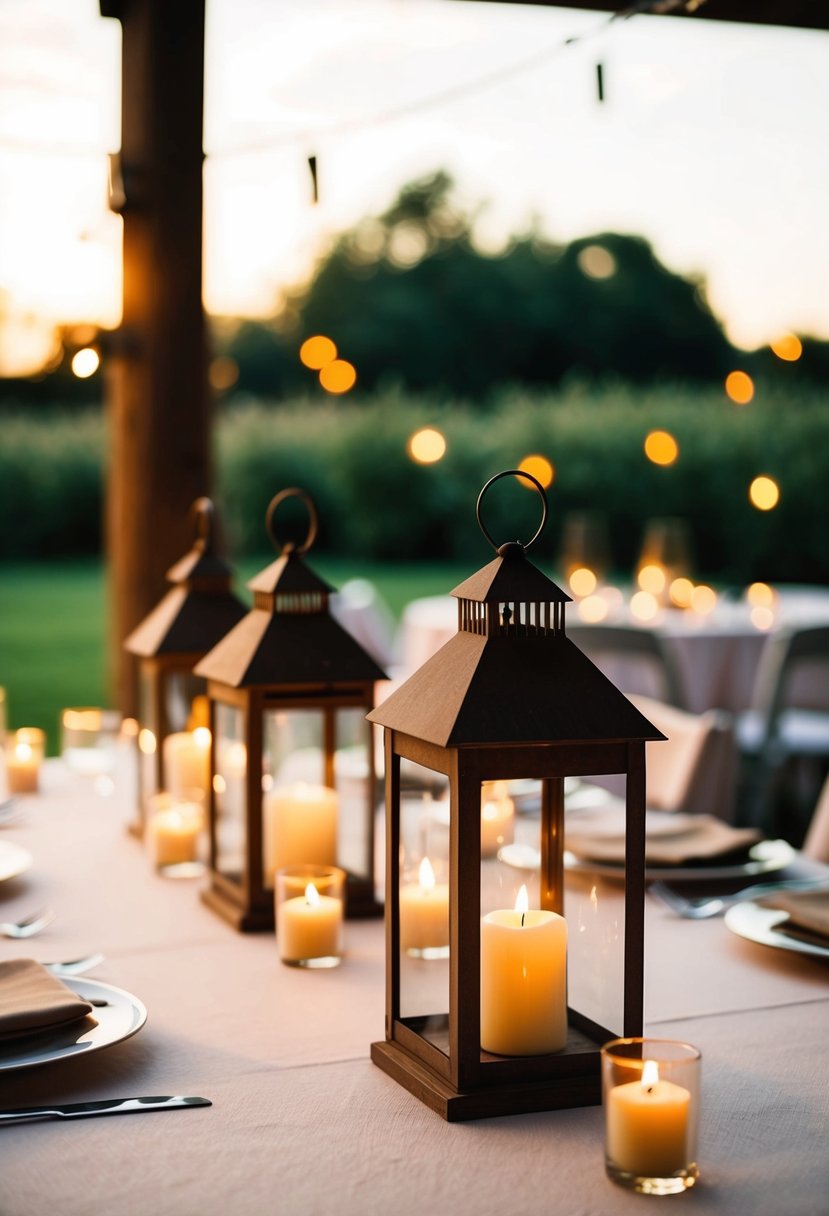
[124,498,246,835]
[194,488,387,931]
[368,471,663,1121]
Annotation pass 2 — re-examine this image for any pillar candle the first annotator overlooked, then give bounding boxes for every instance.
[278,882,343,963]
[481,884,567,1055]
[399,857,450,954]
[606,1060,691,1176]
[6,739,40,793]
[263,783,338,884]
[163,727,211,797]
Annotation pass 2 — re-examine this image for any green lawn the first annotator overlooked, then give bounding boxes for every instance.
[0,558,469,754]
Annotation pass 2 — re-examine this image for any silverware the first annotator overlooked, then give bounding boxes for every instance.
[43,954,105,976]
[649,877,829,919]
[0,798,22,825]
[0,1095,212,1126]
[0,907,56,939]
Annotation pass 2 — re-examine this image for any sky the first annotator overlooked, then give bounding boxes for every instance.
[1,0,829,375]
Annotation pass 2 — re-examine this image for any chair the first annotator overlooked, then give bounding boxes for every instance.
[736,625,829,836]
[566,624,687,709]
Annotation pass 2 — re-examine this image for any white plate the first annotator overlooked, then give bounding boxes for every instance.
[0,841,32,883]
[0,977,147,1072]
[499,838,797,883]
[725,898,829,961]
[565,808,696,840]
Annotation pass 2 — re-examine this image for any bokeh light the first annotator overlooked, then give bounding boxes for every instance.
[208,355,239,391]
[319,359,357,394]
[725,370,754,405]
[746,581,774,608]
[578,594,609,623]
[690,584,717,614]
[569,567,597,598]
[577,244,617,279]
[644,430,679,466]
[630,591,659,621]
[749,476,780,511]
[770,333,802,362]
[300,335,337,369]
[637,563,667,595]
[518,454,555,488]
[669,577,695,609]
[71,347,100,378]
[751,606,775,631]
[408,427,447,464]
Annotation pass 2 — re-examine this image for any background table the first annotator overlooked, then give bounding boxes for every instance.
[0,760,827,1215]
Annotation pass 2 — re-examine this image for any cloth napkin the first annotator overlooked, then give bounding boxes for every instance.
[0,958,96,1041]
[759,889,829,945]
[565,814,761,867]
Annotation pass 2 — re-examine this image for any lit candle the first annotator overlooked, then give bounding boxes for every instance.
[162,727,211,797]
[147,801,203,869]
[263,782,338,883]
[606,1059,691,1177]
[5,728,45,794]
[278,881,343,965]
[480,781,515,858]
[481,884,567,1056]
[399,856,450,956]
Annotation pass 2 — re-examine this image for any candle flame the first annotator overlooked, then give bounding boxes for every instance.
[482,801,498,822]
[193,727,211,749]
[305,882,321,907]
[15,742,33,762]
[418,856,436,892]
[641,1059,660,1092]
[515,884,529,916]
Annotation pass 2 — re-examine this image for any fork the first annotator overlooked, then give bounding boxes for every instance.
[649,878,828,920]
[0,907,56,938]
[44,953,105,976]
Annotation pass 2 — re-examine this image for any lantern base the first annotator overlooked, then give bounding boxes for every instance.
[201,873,383,933]
[371,1039,601,1122]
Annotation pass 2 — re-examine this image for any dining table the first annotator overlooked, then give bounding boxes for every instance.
[1,753,828,1216]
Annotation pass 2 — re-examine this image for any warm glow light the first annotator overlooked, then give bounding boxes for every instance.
[577,244,617,279]
[208,355,239,390]
[747,581,774,608]
[749,475,780,511]
[319,359,357,393]
[299,335,337,369]
[304,882,321,906]
[644,430,679,466]
[138,728,157,756]
[121,717,139,738]
[770,333,802,362]
[725,370,755,405]
[518,454,555,488]
[71,347,100,378]
[419,856,436,891]
[482,802,498,822]
[569,566,597,597]
[515,884,530,915]
[212,774,227,794]
[408,427,447,464]
[15,742,33,763]
[193,726,212,749]
[638,563,667,594]
[630,590,659,621]
[578,594,609,623]
[641,1060,660,1092]
[690,583,717,614]
[669,577,695,609]
[751,605,775,630]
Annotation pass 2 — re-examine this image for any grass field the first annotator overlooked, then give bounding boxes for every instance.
[0,557,470,754]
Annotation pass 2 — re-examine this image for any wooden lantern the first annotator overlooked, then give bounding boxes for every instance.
[368,471,663,1121]
[124,498,246,835]
[194,488,387,931]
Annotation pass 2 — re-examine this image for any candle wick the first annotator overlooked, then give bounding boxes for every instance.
[521,912,525,927]
[646,1085,654,1095]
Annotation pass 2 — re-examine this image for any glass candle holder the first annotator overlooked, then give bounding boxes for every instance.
[602,1037,701,1195]
[5,728,45,794]
[145,790,206,878]
[61,708,122,778]
[275,864,345,968]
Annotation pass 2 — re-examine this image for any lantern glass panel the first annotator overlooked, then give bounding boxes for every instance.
[138,668,159,803]
[398,770,450,1051]
[333,706,372,879]
[164,671,206,734]
[214,702,247,884]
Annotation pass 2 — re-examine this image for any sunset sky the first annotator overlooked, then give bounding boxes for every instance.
[1,0,828,374]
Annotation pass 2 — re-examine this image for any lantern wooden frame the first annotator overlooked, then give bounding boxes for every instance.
[124,498,246,835]
[368,471,663,1121]
[195,488,387,932]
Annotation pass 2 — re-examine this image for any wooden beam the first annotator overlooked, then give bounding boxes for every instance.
[462,1,829,31]
[100,0,210,715]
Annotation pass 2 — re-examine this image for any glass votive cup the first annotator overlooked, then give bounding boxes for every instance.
[602,1037,701,1195]
[5,728,46,794]
[145,790,206,878]
[275,865,345,969]
[61,708,122,779]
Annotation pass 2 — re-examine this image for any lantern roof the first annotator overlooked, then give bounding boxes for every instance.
[451,548,572,605]
[194,488,386,689]
[124,498,246,658]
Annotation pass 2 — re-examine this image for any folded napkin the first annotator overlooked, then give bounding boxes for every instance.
[759,889,829,945]
[0,958,96,1041]
[566,814,761,867]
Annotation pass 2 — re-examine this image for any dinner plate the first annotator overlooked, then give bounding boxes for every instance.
[725,898,829,961]
[0,840,32,883]
[0,977,147,1072]
[498,838,797,883]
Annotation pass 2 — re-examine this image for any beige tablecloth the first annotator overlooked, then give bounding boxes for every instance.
[0,759,827,1216]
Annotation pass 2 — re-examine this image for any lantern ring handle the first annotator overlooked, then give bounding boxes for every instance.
[266,487,318,556]
[476,469,548,554]
[190,496,215,552]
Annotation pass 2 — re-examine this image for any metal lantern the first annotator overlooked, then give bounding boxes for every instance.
[194,488,387,932]
[368,471,663,1121]
[124,498,246,835]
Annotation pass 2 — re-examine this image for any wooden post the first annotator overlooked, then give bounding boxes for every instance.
[100,0,210,715]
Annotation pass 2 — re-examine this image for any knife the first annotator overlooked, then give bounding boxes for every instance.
[0,1095,211,1125]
